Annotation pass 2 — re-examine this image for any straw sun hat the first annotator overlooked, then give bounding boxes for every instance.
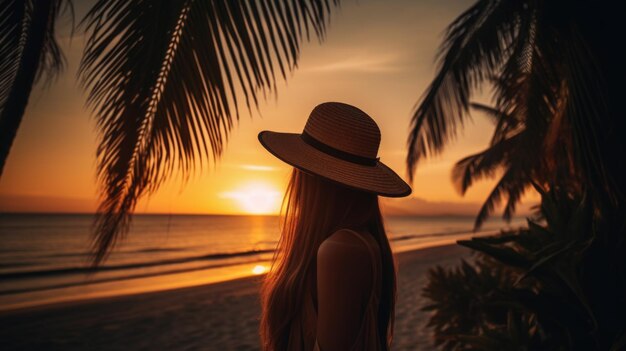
[258,102,412,197]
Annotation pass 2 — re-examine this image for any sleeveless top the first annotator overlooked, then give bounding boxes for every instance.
[287,229,384,351]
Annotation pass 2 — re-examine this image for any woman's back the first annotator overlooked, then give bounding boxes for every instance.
[288,228,383,351]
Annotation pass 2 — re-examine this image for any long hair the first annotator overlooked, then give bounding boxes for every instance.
[260,168,396,350]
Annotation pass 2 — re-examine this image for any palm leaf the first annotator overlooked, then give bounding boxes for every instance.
[452,133,521,195]
[502,182,526,221]
[561,27,618,205]
[446,1,562,226]
[0,0,68,176]
[470,102,520,145]
[406,0,524,180]
[79,0,339,264]
[470,101,512,123]
[472,165,528,229]
[457,237,531,269]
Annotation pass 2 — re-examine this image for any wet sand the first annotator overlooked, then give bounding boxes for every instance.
[0,243,470,350]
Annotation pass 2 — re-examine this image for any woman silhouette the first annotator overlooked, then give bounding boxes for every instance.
[258,102,411,350]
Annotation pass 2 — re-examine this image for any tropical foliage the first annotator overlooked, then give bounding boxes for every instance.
[80,0,339,263]
[451,100,564,230]
[423,186,626,350]
[405,0,623,224]
[0,0,70,176]
[413,0,626,349]
[0,0,339,263]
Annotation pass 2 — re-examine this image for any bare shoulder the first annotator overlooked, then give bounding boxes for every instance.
[317,229,373,271]
[315,230,376,350]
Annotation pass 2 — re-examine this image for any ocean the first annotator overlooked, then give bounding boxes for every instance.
[0,213,527,311]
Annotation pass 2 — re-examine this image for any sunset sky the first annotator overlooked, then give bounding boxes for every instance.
[0,0,537,215]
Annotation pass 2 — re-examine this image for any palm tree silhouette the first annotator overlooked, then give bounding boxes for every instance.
[452,102,541,229]
[0,0,68,176]
[406,0,619,226]
[453,98,579,229]
[0,0,339,264]
[415,1,626,348]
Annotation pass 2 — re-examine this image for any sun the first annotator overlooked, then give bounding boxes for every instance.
[220,182,282,214]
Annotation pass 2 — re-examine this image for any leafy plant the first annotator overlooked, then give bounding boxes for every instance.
[422,186,626,350]
[416,1,626,348]
[422,255,536,350]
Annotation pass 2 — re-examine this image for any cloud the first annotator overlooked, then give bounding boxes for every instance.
[304,53,406,73]
[219,183,282,214]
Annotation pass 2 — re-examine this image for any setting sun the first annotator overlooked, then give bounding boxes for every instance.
[220,182,282,215]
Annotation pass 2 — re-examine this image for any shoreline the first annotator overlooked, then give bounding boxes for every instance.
[0,243,471,350]
[0,235,483,313]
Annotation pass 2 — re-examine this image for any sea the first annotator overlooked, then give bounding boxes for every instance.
[0,213,527,311]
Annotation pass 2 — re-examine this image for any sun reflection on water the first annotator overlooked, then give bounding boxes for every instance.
[252,265,268,275]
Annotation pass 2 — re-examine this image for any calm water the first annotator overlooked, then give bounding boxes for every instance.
[0,213,526,310]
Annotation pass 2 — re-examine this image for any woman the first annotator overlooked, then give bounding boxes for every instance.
[258,102,411,350]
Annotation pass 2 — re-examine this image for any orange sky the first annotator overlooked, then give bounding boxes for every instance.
[0,0,538,216]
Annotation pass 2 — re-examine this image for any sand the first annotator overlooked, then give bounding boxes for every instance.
[0,244,470,351]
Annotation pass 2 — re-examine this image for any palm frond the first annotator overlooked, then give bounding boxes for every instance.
[473,165,527,229]
[0,0,24,109]
[0,0,68,176]
[406,0,525,180]
[448,1,567,226]
[80,0,339,264]
[502,182,527,221]
[451,133,520,195]
[470,102,520,145]
[453,103,542,228]
[469,102,509,125]
[561,27,617,205]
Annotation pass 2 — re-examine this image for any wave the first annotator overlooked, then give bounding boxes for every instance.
[0,249,274,280]
[0,262,39,269]
[0,258,271,296]
[388,228,494,242]
[0,229,495,284]
[39,247,187,259]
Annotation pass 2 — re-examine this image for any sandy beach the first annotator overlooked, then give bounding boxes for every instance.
[0,243,470,350]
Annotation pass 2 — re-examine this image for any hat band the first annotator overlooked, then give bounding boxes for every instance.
[300,131,379,166]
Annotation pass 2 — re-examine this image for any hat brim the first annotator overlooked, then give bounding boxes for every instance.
[258,131,412,197]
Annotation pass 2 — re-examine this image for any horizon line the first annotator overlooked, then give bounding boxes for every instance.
[0,211,529,219]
